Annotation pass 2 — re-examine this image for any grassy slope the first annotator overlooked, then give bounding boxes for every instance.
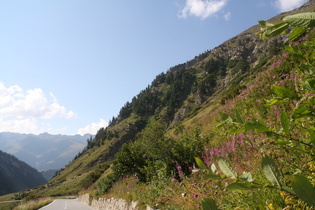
[96,4,315,209]
[105,33,315,209]
[46,3,308,193]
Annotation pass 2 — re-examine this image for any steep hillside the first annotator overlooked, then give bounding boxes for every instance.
[0,150,47,196]
[18,0,315,209]
[44,0,312,191]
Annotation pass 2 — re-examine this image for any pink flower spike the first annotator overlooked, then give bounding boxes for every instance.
[240,139,245,146]
[209,150,215,157]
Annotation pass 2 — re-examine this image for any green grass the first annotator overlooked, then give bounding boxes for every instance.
[0,201,20,210]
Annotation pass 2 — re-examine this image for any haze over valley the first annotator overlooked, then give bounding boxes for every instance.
[0,132,92,171]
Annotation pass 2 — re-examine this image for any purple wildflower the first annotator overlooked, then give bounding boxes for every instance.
[240,139,245,146]
[209,150,215,157]
[226,142,231,147]
[202,156,211,167]
[177,166,184,180]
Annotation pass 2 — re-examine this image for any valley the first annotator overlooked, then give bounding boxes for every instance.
[0,132,92,171]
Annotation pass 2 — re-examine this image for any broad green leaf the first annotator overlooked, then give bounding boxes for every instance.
[218,157,238,179]
[210,163,218,174]
[219,112,229,121]
[244,122,269,133]
[283,12,315,28]
[292,52,305,60]
[227,128,246,134]
[289,27,307,41]
[292,105,315,119]
[273,86,296,99]
[226,182,260,191]
[195,157,208,170]
[266,98,280,105]
[285,45,295,53]
[266,98,290,105]
[280,111,290,135]
[305,78,315,91]
[215,120,227,129]
[293,105,309,119]
[204,174,222,180]
[291,175,315,206]
[239,171,254,182]
[258,20,274,27]
[201,198,219,210]
[234,109,244,124]
[261,156,282,188]
[304,98,315,105]
[258,20,266,26]
[282,185,295,195]
[226,117,233,124]
[263,22,289,38]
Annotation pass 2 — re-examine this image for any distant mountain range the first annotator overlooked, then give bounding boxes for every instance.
[0,149,47,196]
[0,132,92,171]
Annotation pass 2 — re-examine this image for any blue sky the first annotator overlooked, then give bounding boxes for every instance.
[0,0,307,135]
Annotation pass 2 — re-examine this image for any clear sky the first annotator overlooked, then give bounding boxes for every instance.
[0,0,307,135]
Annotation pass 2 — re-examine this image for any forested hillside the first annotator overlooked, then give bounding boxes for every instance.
[0,150,47,196]
[4,0,315,209]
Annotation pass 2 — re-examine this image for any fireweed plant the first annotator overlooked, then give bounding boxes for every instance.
[100,13,315,210]
[196,16,315,209]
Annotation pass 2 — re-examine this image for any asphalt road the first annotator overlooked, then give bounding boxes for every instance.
[39,198,94,210]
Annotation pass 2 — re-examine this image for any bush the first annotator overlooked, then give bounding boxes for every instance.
[111,121,207,183]
[97,173,118,194]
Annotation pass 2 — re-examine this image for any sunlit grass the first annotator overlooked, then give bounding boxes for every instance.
[13,197,53,210]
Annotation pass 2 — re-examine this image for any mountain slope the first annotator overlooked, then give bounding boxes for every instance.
[0,150,47,196]
[0,132,91,171]
[27,1,315,207]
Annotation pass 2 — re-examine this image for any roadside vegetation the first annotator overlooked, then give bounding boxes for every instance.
[13,197,54,210]
[95,13,315,209]
[0,193,54,210]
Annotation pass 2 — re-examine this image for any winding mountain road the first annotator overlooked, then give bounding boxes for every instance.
[39,198,94,210]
